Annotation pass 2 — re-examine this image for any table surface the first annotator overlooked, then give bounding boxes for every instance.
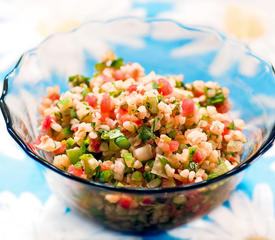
[0,1,274,239]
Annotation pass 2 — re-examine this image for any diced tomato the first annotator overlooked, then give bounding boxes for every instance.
[68,165,84,177]
[133,118,143,127]
[85,94,97,108]
[202,124,210,132]
[35,133,47,145]
[193,89,204,97]
[99,162,111,172]
[193,149,203,163]
[53,143,66,155]
[90,138,101,153]
[157,78,173,96]
[169,140,179,152]
[181,98,195,116]
[102,74,112,83]
[229,156,236,162]
[42,116,52,130]
[100,94,114,113]
[118,107,128,116]
[49,94,60,101]
[215,99,231,113]
[142,196,152,205]
[127,84,137,93]
[114,70,126,81]
[222,120,231,136]
[119,195,132,209]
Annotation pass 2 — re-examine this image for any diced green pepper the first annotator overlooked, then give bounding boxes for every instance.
[188,146,198,160]
[109,139,121,152]
[99,170,114,183]
[132,171,143,181]
[66,148,83,164]
[207,173,219,180]
[147,97,158,114]
[62,126,73,136]
[74,161,82,169]
[123,152,135,167]
[143,171,154,182]
[147,178,162,188]
[114,136,131,149]
[227,121,235,130]
[66,137,75,149]
[138,125,154,141]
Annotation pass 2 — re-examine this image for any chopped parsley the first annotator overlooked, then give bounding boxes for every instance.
[138,125,155,141]
[227,121,236,130]
[110,58,124,68]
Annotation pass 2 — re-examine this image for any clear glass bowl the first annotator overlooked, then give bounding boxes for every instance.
[1,18,274,232]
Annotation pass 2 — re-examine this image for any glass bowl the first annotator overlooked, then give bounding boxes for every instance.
[1,18,274,232]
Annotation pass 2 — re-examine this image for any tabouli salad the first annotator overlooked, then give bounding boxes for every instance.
[36,51,246,188]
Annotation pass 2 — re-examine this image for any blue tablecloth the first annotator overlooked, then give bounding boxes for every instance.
[0,1,274,239]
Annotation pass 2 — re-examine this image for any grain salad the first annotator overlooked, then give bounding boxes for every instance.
[36,51,246,188]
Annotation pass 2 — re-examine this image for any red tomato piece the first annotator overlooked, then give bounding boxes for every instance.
[181,98,195,116]
[229,156,236,162]
[142,197,152,205]
[114,70,126,81]
[35,133,46,145]
[119,195,132,209]
[133,119,143,127]
[42,116,52,130]
[49,93,60,101]
[131,68,139,80]
[90,139,101,153]
[215,99,231,113]
[169,140,179,152]
[100,94,114,113]
[68,165,84,177]
[157,78,173,96]
[53,143,66,155]
[127,84,138,93]
[193,149,203,163]
[222,120,231,136]
[85,94,97,108]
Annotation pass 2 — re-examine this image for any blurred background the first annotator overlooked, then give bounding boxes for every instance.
[0,0,274,239]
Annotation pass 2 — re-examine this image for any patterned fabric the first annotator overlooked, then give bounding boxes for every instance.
[0,1,274,239]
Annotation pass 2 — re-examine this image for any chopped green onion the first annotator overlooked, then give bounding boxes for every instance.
[207,173,219,180]
[157,94,163,102]
[101,128,123,140]
[110,58,124,68]
[99,170,114,183]
[66,137,75,149]
[132,171,143,181]
[62,126,73,136]
[151,118,159,132]
[207,89,225,105]
[148,160,154,169]
[109,139,120,151]
[187,161,199,172]
[188,146,198,160]
[168,129,177,139]
[146,97,158,114]
[91,122,96,128]
[227,121,235,130]
[143,171,154,182]
[123,152,135,167]
[66,148,83,164]
[138,125,154,141]
[114,136,131,149]
[159,157,168,166]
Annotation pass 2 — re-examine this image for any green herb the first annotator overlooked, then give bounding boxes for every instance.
[91,122,96,128]
[159,157,168,166]
[187,161,199,172]
[188,146,198,160]
[109,139,121,152]
[69,107,77,119]
[157,94,163,102]
[152,81,159,91]
[95,62,106,73]
[175,81,184,88]
[227,121,235,130]
[151,118,159,132]
[123,152,135,167]
[101,128,123,140]
[132,171,143,181]
[62,126,73,136]
[99,170,114,183]
[207,173,219,180]
[94,166,101,179]
[138,125,155,141]
[74,161,82,169]
[143,171,154,182]
[148,160,154,169]
[54,111,62,119]
[114,136,131,149]
[110,58,124,68]
[68,75,90,87]
[168,129,177,139]
[207,89,225,105]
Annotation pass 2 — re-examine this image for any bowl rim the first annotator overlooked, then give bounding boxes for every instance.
[0,17,275,194]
